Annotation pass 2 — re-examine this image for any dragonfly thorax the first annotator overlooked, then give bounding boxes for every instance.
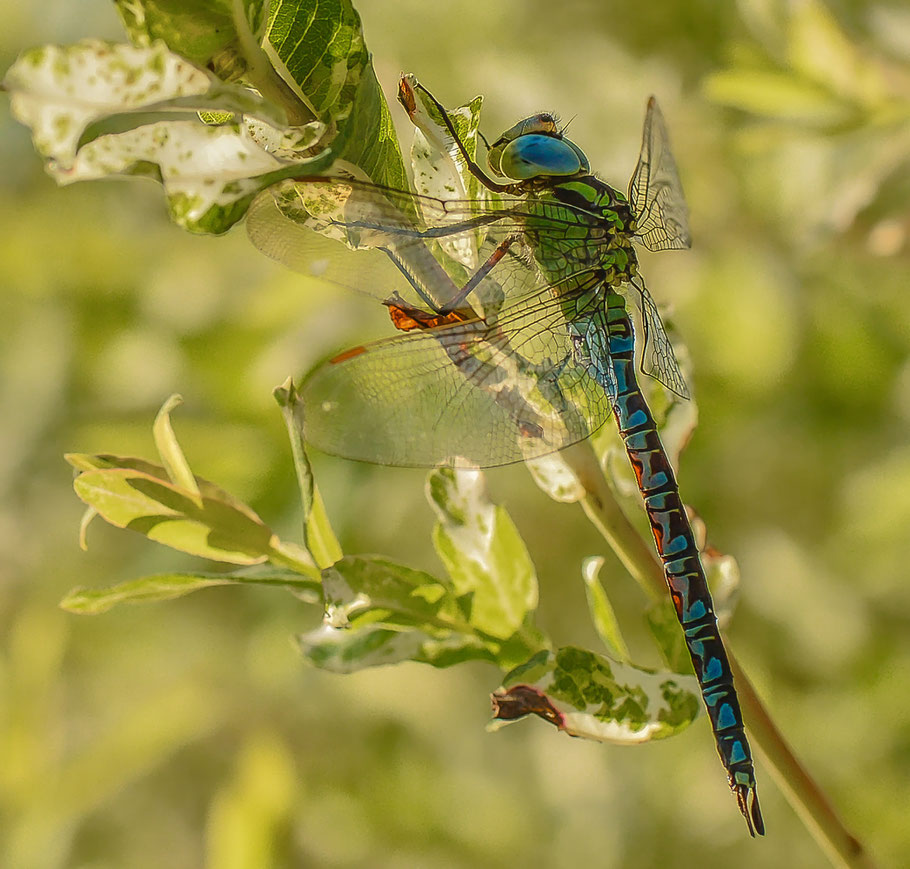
[522,176,640,288]
[488,114,590,181]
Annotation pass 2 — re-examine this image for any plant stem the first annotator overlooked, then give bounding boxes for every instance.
[560,442,665,601]
[727,654,875,869]
[560,440,876,868]
[267,537,321,580]
[230,0,316,126]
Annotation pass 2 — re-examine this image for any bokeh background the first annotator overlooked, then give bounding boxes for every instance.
[2,1,909,866]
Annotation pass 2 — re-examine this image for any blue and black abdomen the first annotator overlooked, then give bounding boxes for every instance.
[571,290,764,836]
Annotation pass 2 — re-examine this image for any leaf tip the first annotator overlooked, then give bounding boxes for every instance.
[59,588,92,614]
[78,506,97,551]
[152,393,202,505]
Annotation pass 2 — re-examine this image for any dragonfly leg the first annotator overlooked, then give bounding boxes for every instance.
[399,78,520,195]
[382,235,518,316]
[381,248,445,310]
[440,234,518,313]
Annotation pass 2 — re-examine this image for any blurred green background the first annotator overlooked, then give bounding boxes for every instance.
[2,1,909,866]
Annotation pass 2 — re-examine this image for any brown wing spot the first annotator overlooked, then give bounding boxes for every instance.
[330,346,368,364]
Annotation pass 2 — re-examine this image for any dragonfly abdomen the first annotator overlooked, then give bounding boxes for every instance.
[597,289,765,836]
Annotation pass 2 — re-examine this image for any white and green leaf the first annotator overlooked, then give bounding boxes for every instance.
[6,1,409,233]
[490,647,700,744]
[274,378,342,569]
[524,451,586,503]
[298,624,494,673]
[401,74,488,269]
[427,468,538,640]
[3,40,330,233]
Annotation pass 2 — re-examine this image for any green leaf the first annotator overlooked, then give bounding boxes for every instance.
[266,0,363,126]
[581,557,630,662]
[321,555,465,632]
[298,624,494,674]
[265,0,408,190]
[490,647,700,743]
[60,566,321,614]
[73,467,275,565]
[66,453,269,521]
[274,378,342,569]
[67,453,323,575]
[114,0,268,71]
[645,601,691,675]
[153,394,202,506]
[198,110,236,124]
[428,468,538,639]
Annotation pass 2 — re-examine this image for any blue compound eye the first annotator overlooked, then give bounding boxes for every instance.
[498,134,589,180]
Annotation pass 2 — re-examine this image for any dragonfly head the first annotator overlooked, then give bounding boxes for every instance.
[488,113,590,181]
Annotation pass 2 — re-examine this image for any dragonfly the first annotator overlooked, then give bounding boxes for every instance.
[247,78,764,836]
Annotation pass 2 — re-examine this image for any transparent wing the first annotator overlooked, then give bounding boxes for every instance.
[247,178,611,315]
[628,97,691,252]
[247,189,431,306]
[633,277,690,399]
[301,280,613,468]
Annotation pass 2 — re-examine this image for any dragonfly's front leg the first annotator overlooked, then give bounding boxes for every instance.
[381,248,447,311]
[398,77,521,196]
[440,234,519,313]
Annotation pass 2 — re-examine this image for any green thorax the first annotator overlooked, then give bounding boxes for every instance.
[519,175,639,293]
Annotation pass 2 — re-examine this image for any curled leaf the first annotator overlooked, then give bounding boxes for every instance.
[73,467,274,564]
[153,394,202,506]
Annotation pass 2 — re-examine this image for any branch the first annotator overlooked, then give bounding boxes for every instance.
[231,0,316,126]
